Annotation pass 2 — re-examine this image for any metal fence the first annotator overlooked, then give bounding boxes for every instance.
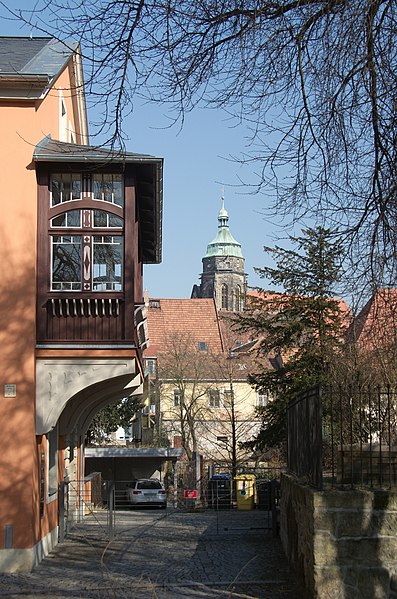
[59,473,105,541]
[287,384,397,490]
[287,385,323,489]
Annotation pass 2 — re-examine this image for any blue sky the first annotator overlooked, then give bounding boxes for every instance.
[0,2,292,299]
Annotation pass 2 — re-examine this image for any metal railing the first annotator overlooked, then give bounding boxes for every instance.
[287,384,397,490]
[287,385,323,489]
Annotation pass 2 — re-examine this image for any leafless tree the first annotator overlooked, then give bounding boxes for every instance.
[154,332,258,471]
[13,0,397,287]
[157,333,218,460]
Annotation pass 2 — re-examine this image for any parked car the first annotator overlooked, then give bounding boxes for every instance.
[126,479,167,508]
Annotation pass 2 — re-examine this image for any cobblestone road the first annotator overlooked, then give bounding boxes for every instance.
[0,508,308,598]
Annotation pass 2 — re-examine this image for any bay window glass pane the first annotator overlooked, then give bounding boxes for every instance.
[51,236,82,291]
[51,174,81,206]
[51,210,81,228]
[93,210,123,228]
[92,174,123,206]
[93,236,123,291]
[109,213,123,227]
[93,209,107,227]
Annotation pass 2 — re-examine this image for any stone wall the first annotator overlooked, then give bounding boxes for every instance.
[280,473,397,599]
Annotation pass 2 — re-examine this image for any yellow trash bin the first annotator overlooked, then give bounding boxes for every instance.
[235,474,256,511]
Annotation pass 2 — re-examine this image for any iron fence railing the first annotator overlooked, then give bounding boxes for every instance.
[287,384,397,490]
[287,385,323,489]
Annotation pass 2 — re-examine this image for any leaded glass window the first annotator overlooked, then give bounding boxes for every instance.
[221,284,228,309]
[93,210,123,228]
[49,173,125,292]
[51,174,81,206]
[93,236,123,291]
[92,173,123,206]
[51,210,81,228]
[51,236,82,291]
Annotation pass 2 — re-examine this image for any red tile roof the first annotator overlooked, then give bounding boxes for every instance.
[347,288,397,348]
[145,298,224,356]
[144,298,276,375]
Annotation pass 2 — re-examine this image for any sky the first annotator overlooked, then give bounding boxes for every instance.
[0,3,292,299]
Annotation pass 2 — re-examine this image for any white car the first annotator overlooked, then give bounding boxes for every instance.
[126,479,167,509]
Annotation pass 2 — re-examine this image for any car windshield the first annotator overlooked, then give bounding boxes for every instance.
[137,480,162,490]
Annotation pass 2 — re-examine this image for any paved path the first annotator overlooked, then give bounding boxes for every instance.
[0,508,308,598]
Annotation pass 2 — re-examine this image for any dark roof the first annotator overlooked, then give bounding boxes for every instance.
[33,135,161,165]
[33,136,163,264]
[0,36,78,77]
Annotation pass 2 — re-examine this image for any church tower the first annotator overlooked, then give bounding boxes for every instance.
[191,194,246,311]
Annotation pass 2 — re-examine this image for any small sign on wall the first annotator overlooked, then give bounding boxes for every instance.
[184,490,198,499]
[4,384,16,398]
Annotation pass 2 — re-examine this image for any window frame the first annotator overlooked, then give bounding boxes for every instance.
[256,391,269,408]
[173,389,182,407]
[221,284,228,310]
[208,389,221,408]
[48,172,125,293]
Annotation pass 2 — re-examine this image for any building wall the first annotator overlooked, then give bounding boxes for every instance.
[199,255,246,311]
[160,380,260,461]
[0,62,83,561]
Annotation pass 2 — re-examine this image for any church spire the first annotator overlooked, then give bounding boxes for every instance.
[205,192,243,258]
[218,190,229,227]
[191,192,247,311]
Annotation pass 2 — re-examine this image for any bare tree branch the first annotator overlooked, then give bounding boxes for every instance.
[10,0,397,289]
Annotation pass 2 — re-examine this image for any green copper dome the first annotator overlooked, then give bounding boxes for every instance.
[205,197,244,258]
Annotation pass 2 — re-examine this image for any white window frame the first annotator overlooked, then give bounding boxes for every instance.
[209,389,221,408]
[173,389,182,407]
[256,391,269,408]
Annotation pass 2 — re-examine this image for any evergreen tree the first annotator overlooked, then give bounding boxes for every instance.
[237,227,346,452]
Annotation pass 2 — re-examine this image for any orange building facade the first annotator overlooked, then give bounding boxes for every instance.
[0,37,163,572]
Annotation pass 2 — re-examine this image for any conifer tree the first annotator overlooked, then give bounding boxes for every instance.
[238,226,346,451]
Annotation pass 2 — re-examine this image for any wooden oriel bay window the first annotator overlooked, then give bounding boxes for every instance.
[34,136,162,347]
[36,167,138,344]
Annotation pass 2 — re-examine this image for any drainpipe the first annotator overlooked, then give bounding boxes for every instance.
[173,461,178,508]
[79,435,84,522]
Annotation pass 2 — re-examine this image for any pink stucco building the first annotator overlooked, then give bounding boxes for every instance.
[0,37,162,571]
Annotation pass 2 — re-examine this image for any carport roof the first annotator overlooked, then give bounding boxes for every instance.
[85,447,183,459]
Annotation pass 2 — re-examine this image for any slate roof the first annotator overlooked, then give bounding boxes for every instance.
[33,135,162,165]
[0,36,78,78]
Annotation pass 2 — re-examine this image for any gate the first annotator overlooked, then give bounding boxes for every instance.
[59,473,105,541]
[205,468,282,536]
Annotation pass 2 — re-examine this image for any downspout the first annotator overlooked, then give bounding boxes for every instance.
[79,435,84,522]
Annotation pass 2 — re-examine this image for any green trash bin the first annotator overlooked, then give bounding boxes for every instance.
[235,474,256,511]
